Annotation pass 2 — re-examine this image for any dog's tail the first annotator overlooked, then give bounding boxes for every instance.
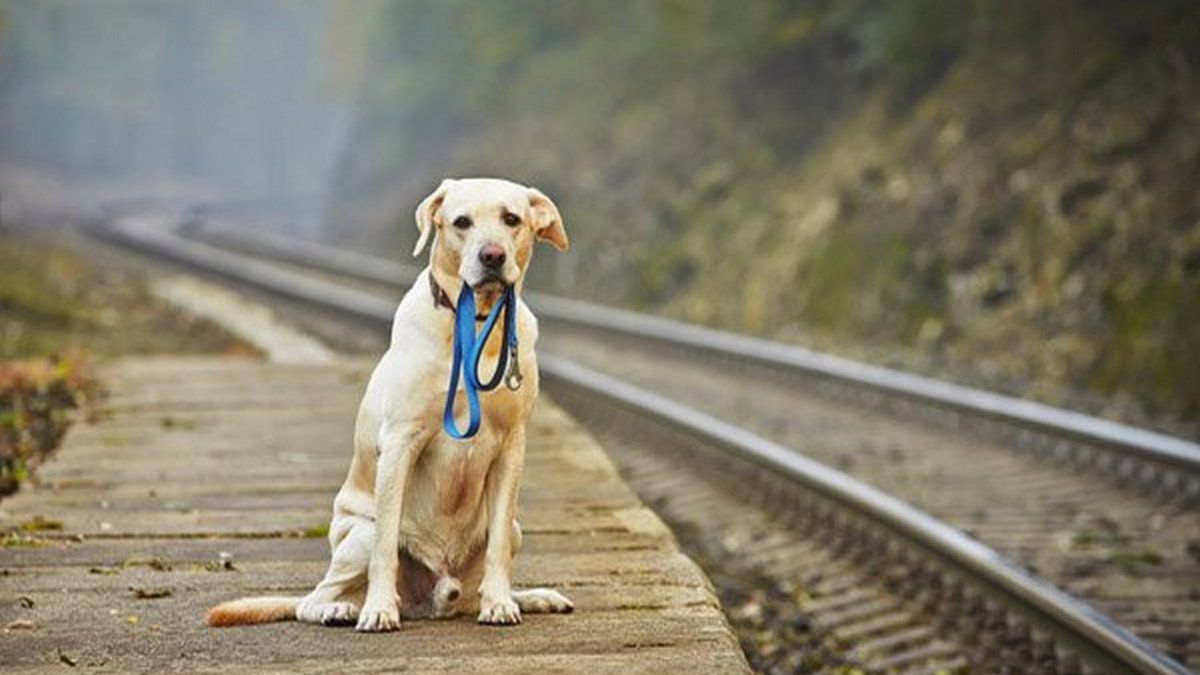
[205,596,301,627]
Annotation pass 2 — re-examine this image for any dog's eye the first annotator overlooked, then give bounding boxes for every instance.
[502,212,521,227]
[452,216,472,230]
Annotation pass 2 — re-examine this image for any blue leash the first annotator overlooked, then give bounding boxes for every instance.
[443,281,521,439]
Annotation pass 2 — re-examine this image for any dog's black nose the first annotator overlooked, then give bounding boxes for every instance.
[479,244,506,269]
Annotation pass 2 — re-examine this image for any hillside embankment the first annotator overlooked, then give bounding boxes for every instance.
[329,2,1199,435]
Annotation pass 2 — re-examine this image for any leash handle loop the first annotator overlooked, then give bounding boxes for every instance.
[442,282,518,439]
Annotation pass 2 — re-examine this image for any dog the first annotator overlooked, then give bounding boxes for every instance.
[206,178,573,631]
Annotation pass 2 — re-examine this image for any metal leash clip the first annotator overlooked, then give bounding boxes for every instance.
[504,342,523,391]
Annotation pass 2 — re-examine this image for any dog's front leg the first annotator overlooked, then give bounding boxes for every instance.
[477,427,526,625]
[356,425,425,632]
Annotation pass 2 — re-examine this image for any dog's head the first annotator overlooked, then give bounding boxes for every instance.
[413,178,568,290]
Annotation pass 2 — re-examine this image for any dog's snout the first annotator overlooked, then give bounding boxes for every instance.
[479,243,506,269]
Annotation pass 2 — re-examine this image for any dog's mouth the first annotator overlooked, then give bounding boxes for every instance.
[471,273,509,291]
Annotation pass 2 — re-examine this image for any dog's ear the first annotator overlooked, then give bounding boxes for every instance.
[527,187,568,251]
[414,179,453,256]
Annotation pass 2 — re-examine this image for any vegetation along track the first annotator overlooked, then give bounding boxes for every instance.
[90,213,1196,673]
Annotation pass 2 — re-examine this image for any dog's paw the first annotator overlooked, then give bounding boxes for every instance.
[355,599,400,632]
[514,588,574,614]
[318,602,360,627]
[478,595,521,625]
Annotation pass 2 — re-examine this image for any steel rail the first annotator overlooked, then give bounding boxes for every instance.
[181,219,1200,478]
[182,217,421,286]
[90,215,1191,675]
[542,356,1191,675]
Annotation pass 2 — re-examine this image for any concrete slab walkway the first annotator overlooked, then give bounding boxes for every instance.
[0,357,747,673]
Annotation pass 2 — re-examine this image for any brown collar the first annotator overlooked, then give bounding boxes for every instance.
[430,275,488,321]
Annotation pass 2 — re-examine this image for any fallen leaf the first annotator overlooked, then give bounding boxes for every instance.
[203,558,237,572]
[122,556,172,572]
[88,566,120,575]
[159,415,197,431]
[57,649,77,667]
[19,515,63,532]
[19,596,34,608]
[125,615,139,625]
[302,523,329,538]
[130,586,172,599]
[1,533,48,548]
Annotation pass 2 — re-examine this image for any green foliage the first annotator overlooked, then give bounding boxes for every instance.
[332,0,832,181]
[1094,267,1200,417]
[873,0,975,78]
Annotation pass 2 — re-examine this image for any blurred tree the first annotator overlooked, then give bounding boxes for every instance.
[0,0,345,208]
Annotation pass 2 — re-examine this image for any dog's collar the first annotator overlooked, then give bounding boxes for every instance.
[430,275,488,321]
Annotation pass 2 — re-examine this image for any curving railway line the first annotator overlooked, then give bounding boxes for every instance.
[87,210,1198,674]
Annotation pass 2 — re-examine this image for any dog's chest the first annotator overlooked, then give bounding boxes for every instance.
[420,429,501,516]
[438,451,475,515]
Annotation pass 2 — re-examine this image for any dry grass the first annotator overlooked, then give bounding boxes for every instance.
[0,352,97,495]
[0,230,259,359]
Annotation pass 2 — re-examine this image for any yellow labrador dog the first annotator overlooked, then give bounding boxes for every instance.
[207,178,572,631]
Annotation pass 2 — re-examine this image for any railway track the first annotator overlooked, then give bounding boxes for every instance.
[88,211,1196,674]
[178,217,1200,492]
